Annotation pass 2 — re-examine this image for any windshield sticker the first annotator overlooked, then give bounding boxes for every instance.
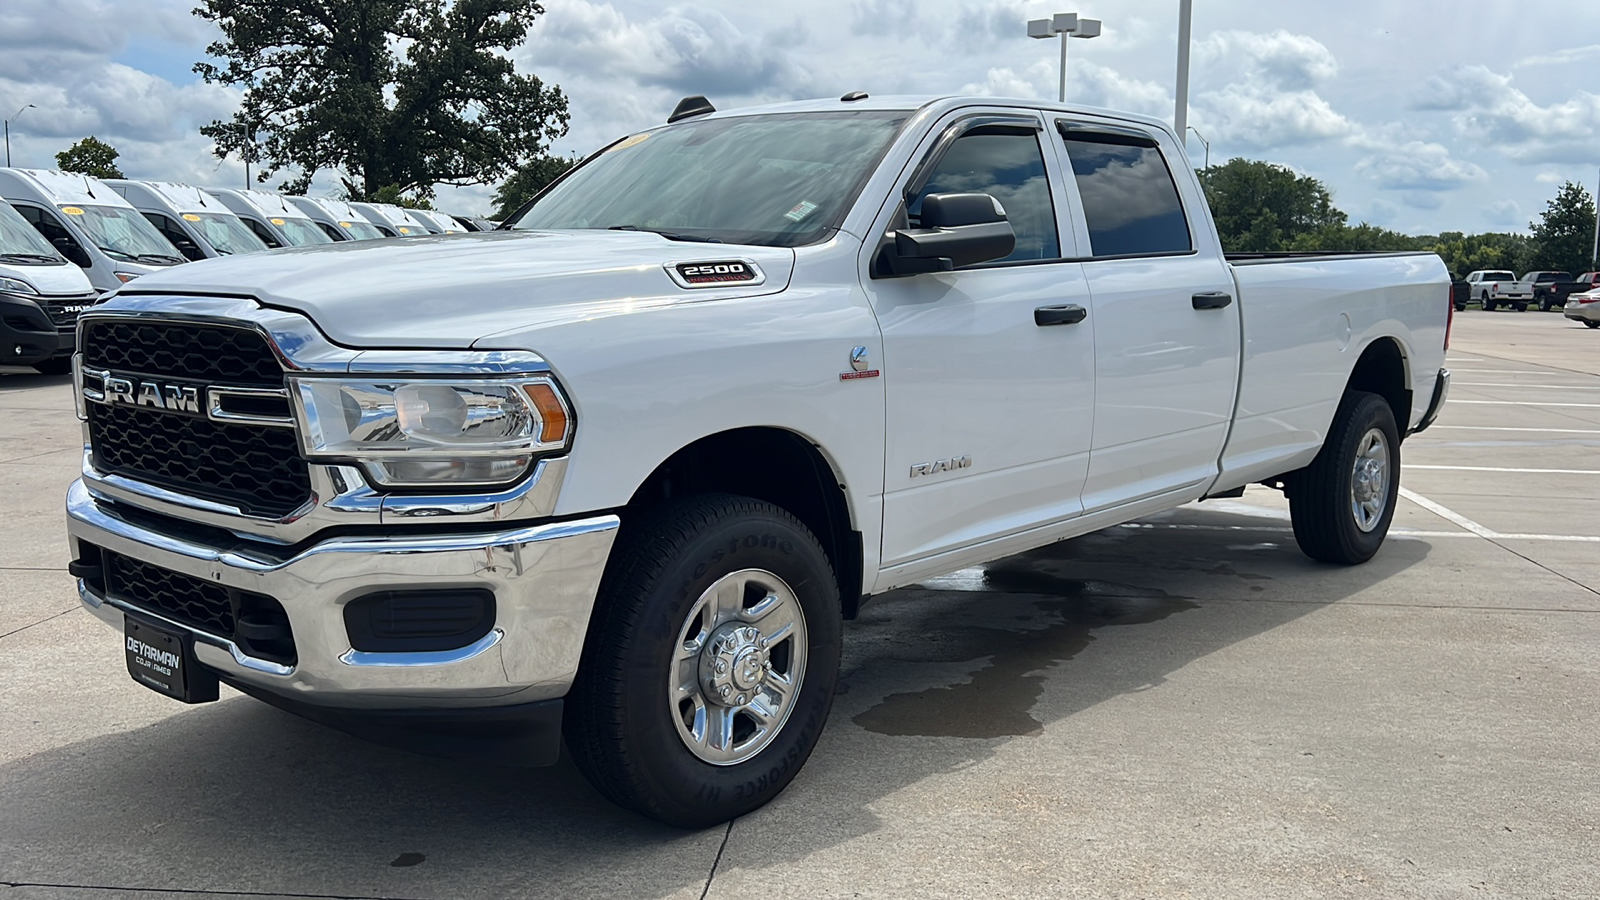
[339,221,354,227]
[182,213,202,222]
[61,206,84,215]
[783,200,819,223]
[270,218,285,225]
[608,133,650,153]
[398,227,412,234]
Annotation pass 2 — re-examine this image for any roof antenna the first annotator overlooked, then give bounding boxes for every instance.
[668,95,716,124]
[82,174,95,199]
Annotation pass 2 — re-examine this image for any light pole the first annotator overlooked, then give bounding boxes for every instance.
[4,104,36,168]
[1028,13,1103,103]
[1175,0,1193,138]
[1187,126,1209,169]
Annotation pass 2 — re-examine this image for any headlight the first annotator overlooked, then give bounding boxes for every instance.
[114,272,141,284]
[290,376,572,488]
[0,276,39,295]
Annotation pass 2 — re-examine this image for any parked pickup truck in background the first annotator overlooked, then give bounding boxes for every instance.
[1516,270,1590,311]
[1464,269,1529,311]
[64,94,1452,827]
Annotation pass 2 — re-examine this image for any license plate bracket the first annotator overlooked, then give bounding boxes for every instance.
[124,614,219,704]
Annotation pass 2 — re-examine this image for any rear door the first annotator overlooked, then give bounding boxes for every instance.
[1052,119,1242,511]
[865,109,1097,568]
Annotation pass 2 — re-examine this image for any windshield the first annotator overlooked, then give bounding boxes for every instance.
[187,212,268,255]
[63,204,182,263]
[509,111,909,247]
[272,216,333,246]
[338,219,385,240]
[0,201,64,262]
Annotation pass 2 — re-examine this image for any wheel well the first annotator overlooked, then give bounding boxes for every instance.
[627,428,865,617]
[1346,338,1411,436]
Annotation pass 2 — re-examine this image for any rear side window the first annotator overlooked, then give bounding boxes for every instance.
[1060,126,1192,258]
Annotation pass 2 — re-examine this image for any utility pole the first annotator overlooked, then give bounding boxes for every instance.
[4,104,36,167]
[1175,0,1193,138]
[1593,167,1599,268]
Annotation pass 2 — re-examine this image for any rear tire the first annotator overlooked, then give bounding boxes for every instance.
[1513,301,1527,312]
[31,357,72,375]
[1482,293,1496,311]
[1287,391,1401,565]
[1585,320,1600,329]
[565,494,842,828]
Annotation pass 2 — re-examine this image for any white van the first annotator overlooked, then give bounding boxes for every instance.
[207,189,333,248]
[285,196,388,242]
[105,180,268,260]
[349,201,430,237]
[0,197,99,374]
[0,168,184,295]
[411,209,469,234]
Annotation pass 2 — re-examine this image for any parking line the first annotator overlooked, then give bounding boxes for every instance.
[1409,464,1600,475]
[1448,369,1592,375]
[1454,383,1600,390]
[1429,425,1600,434]
[1396,487,1600,543]
[1119,522,1600,542]
[1450,400,1600,408]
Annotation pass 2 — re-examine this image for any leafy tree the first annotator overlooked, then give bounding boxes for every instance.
[490,154,576,220]
[1427,231,1535,280]
[1529,181,1597,273]
[1196,158,1346,252]
[193,0,569,201]
[1289,223,1429,254]
[54,136,124,179]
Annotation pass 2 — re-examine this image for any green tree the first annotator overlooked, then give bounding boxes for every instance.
[54,136,124,179]
[1289,223,1429,254]
[490,154,576,220]
[193,0,569,201]
[1196,158,1347,252]
[1529,181,1597,273]
[1427,231,1535,280]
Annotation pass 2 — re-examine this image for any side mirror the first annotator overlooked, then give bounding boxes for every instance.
[885,192,1016,276]
[51,237,92,269]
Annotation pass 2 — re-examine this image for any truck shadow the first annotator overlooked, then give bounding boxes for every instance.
[0,505,1430,899]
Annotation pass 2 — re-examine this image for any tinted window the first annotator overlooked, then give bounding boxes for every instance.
[911,128,1059,263]
[1062,133,1191,257]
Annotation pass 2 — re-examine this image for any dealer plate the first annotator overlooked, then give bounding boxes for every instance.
[123,615,217,703]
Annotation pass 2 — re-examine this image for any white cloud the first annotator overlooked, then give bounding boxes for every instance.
[1483,200,1522,228]
[1414,64,1600,164]
[1188,30,1353,148]
[1196,30,1339,91]
[1354,140,1487,192]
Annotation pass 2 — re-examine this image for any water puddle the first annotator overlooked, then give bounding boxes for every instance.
[852,560,1196,739]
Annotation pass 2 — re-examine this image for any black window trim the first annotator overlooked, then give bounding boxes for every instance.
[1053,117,1198,262]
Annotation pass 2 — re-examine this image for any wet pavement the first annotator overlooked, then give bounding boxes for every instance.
[2,311,1598,899]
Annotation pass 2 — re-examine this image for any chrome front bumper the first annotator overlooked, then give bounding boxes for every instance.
[66,479,619,710]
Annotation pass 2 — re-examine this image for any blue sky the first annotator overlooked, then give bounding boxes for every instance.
[3,0,1598,230]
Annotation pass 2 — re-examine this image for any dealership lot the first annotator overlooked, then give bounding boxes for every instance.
[1,312,1597,899]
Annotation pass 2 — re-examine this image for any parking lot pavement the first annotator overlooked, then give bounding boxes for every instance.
[2,311,1598,900]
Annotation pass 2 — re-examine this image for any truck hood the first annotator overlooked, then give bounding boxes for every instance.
[115,230,797,347]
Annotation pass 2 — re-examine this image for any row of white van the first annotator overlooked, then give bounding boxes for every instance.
[0,167,491,373]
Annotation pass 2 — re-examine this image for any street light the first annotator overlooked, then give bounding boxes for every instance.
[1175,0,1193,138]
[1028,13,1102,103]
[4,104,36,168]
[1187,125,1209,169]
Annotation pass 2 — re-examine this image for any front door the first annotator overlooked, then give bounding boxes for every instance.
[867,111,1097,568]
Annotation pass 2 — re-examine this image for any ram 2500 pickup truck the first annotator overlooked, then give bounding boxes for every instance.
[65,94,1451,828]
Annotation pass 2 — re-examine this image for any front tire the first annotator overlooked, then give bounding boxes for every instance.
[565,494,842,828]
[1288,391,1401,565]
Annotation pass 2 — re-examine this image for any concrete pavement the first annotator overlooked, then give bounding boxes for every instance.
[1,309,1597,899]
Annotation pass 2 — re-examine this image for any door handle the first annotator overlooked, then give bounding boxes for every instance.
[1192,291,1233,310]
[1034,304,1087,326]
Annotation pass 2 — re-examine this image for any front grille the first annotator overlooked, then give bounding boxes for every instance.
[82,319,283,386]
[88,402,311,518]
[82,318,313,518]
[40,296,95,330]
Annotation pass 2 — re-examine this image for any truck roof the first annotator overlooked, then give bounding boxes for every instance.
[681,94,1177,139]
[210,188,316,220]
[0,168,138,208]
[109,180,233,216]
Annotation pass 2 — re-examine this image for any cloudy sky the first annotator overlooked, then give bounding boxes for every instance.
[2,0,1597,234]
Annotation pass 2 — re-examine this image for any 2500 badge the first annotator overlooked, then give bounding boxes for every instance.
[671,260,763,288]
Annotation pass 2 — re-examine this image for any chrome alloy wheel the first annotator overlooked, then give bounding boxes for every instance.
[670,568,808,766]
[1349,427,1391,533]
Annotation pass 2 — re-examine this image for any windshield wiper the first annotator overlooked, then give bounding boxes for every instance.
[607,225,723,244]
[97,245,138,262]
[137,253,186,264]
[0,253,62,263]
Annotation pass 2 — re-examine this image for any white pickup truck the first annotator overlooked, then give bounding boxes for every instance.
[1463,269,1530,311]
[65,94,1450,827]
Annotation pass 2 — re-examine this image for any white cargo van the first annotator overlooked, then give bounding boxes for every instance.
[0,168,184,295]
[349,201,429,237]
[412,209,468,233]
[105,181,268,260]
[285,196,388,242]
[207,189,333,248]
[0,197,99,373]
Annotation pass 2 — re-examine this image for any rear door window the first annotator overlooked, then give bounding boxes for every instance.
[1058,124,1192,258]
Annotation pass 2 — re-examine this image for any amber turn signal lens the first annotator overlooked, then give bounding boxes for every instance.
[523,382,570,444]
